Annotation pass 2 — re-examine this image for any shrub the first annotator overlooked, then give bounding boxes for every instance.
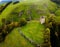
[55,9,60,16]
[19,18,27,27]
[14,22,19,27]
[5,20,11,25]
[47,2,57,13]
[26,17,31,21]
[0,35,5,42]
[43,28,51,47]
[2,18,5,24]
[8,22,15,29]
[2,18,11,25]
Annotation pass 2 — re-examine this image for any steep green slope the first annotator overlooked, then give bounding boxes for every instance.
[21,20,45,44]
[0,0,59,47]
[55,8,60,16]
[0,20,45,47]
[0,28,34,47]
[0,0,57,24]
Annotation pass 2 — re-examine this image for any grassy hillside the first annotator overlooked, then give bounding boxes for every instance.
[21,20,45,44]
[0,28,34,47]
[0,20,45,47]
[0,0,57,24]
[0,0,59,47]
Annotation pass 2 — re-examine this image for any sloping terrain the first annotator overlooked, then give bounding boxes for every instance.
[21,20,45,44]
[0,0,60,47]
[0,28,34,47]
[0,20,45,47]
[0,0,57,24]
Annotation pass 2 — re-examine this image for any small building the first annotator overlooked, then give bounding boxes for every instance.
[40,16,45,24]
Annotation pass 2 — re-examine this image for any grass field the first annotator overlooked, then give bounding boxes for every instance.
[0,20,45,47]
[0,0,59,47]
[0,0,57,24]
[21,20,45,44]
[0,28,35,47]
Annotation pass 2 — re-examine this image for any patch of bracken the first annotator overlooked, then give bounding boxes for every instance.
[0,18,27,42]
